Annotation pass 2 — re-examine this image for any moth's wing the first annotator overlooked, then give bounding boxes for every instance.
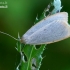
[22,20,70,45]
[23,12,68,38]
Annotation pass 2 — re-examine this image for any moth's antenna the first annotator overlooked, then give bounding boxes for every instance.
[0,31,19,41]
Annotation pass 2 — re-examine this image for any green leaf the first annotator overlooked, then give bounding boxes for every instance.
[51,0,62,14]
[20,44,46,70]
[16,33,22,52]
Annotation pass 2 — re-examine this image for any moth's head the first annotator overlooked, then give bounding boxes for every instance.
[20,36,27,44]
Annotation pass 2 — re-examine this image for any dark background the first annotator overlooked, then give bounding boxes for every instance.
[0,0,70,70]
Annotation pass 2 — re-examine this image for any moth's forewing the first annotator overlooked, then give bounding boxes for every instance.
[23,12,68,37]
[23,20,70,44]
[21,12,69,44]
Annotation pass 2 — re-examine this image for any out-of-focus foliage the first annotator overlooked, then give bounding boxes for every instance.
[0,0,70,70]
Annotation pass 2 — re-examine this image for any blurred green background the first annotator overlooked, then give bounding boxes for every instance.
[0,0,70,70]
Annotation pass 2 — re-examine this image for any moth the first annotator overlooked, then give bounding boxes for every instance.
[21,12,70,45]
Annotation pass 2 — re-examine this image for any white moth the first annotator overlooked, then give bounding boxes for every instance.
[21,12,70,45]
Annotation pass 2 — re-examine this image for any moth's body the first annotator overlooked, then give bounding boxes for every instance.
[21,12,70,45]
